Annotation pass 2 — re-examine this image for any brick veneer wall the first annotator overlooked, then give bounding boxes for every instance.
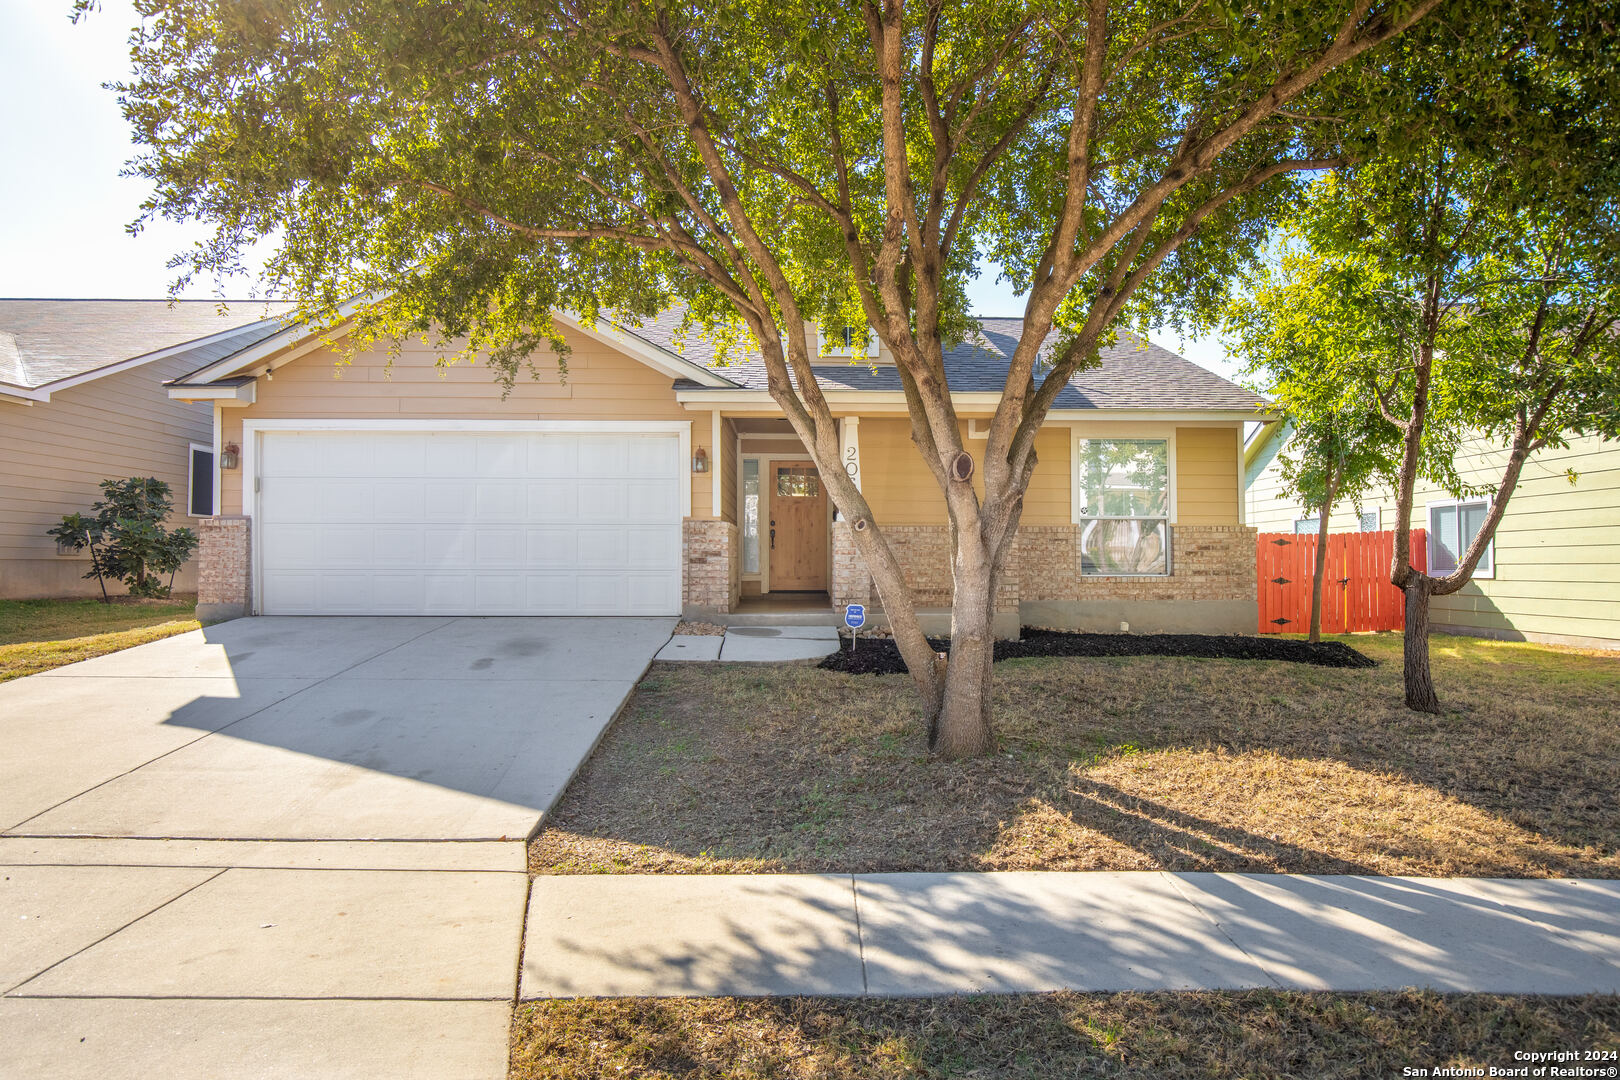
[1017,523,1256,603]
[831,521,1256,627]
[196,515,251,620]
[831,521,870,609]
[682,518,740,614]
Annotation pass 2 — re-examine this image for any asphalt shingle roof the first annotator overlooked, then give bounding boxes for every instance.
[616,309,1264,410]
[0,299,296,390]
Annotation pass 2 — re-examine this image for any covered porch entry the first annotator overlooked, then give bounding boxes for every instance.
[732,419,833,610]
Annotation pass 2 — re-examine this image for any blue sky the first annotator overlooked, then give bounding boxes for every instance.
[0,1,1243,383]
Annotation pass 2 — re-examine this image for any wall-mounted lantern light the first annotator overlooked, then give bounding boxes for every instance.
[220,442,241,471]
[692,447,709,474]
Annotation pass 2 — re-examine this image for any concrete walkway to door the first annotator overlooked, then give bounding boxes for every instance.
[0,615,672,1079]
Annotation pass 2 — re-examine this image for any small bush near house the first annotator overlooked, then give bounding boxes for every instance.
[48,477,199,600]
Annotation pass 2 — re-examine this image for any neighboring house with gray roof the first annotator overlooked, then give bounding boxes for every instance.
[1,299,293,599]
[164,305,1270,635]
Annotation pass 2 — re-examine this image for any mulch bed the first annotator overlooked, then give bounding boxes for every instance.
[820,628,1375,675]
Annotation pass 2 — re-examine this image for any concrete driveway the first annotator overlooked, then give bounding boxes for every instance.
[0,615,672,1079]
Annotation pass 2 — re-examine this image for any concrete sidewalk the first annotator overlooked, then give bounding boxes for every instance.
[521,871,1620,998]
[655,624,840,663]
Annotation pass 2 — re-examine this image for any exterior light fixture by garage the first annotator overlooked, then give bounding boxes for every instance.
[692,447,709,473]
[220,442,240,470]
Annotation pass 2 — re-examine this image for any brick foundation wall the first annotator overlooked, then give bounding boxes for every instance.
[196,515,251,620]
[832,521,1257,630]
[831,521,871,609]
[682,518,739,613]
[1016,523,1256,603]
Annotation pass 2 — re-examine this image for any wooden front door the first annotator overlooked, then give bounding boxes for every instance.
[769,461,828,591]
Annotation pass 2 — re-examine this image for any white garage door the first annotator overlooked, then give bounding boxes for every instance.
[256,429,683,615]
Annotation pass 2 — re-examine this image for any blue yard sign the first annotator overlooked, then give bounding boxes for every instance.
[845,604,865,629]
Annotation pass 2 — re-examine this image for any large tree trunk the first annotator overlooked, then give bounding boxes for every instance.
[931,543,997,759]
[1402,577,1440,713]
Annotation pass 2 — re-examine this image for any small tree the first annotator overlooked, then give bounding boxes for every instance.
[48,478,200,600]
[1275,145,1620,710]
[1227,240,1396,641]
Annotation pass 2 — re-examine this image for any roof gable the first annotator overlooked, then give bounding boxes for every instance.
[0,299,296,394]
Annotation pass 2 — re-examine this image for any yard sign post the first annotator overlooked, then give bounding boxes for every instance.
[845,603,865,652]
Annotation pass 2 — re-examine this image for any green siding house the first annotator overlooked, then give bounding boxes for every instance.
[1244,425,1620,650]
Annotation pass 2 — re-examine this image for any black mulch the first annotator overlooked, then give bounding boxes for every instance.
[819,628,1376,675]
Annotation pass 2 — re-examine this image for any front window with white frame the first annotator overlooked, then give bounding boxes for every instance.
[1075,437,1170,575]
[1428,498,1494,578]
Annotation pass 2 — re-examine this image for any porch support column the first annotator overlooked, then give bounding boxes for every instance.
[839,416,861,495]
[710,408,723,518]
[831,416,871,611]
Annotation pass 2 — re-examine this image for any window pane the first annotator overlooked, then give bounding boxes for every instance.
[1295,517,1320,535]
[1460,502,1490,572]
[1359,509,1380,532]
[1081,518,1168,575]
[776,466,820,497]
[189,448,215,516]
[1077,439,1167,518]
[1430,505,1458,575]
[741,459,760,574]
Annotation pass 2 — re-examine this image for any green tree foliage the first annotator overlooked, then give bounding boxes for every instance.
[77,0,1603,753]
[1252,142,1620,708]
[1226,237,1398,640]
[48,478,200,600]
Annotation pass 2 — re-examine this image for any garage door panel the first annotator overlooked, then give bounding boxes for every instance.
[526,481,578,522]
[315,526,376,567]
[578,483,627,521]
[525,575,575,611]
[259,524,318,570]
[424,528,473,568]
[626,574,681,613]
[258,430,683,616]
[626,436,680,477]
[528,436,578,476]
[372,481,426,521]
[371,436,428,477]
[474,481,524,521]
[423,482,472,521]
[319,482,375,524]
[473,528,525,567]
[260,482,321,524]
[526,528,580,567]
[575,528,627,568]
[624,526,681,568]
[423,435,480,476]
[262,571,318,613]
[627,480,680,519]
[476,438,527,477]
[373,528,425,566]
[473,575,526,612]
[366,574,427,614]
[577,437,628,477]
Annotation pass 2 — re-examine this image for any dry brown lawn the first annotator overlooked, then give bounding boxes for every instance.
[510,990,1620,1080]
[530,633,1620,878]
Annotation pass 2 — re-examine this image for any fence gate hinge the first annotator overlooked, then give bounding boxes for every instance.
[1270,537,1292,547]
[1270,576,1291,585]
[1270,617,1291,626]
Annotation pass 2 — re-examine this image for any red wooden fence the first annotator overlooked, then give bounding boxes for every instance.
[1256,529,1427,634]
